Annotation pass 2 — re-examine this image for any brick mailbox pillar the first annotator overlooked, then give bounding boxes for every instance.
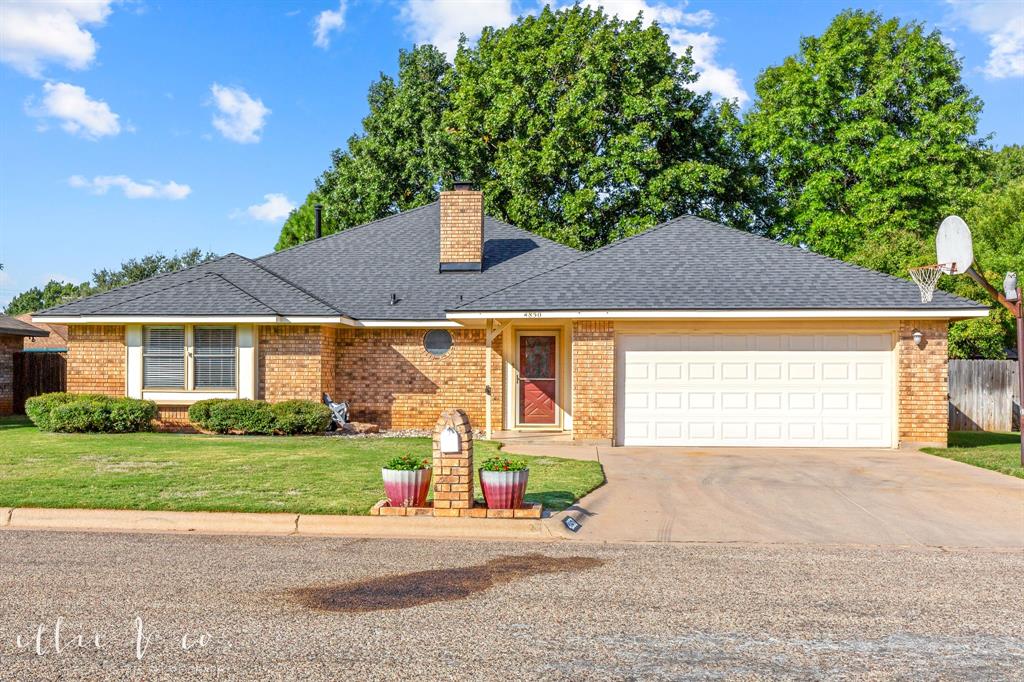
[432,408,474,515]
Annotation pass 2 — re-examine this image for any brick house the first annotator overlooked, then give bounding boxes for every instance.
[0,315,49,416]
[33,186,987,446]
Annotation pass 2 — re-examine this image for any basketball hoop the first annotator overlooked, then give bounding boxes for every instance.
[909,263,954,303]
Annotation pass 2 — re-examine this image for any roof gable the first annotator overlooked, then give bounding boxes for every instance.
[39,254,340,318]
[455,215,984,312]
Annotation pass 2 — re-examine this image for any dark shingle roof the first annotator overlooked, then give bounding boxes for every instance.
[455,215,985,312]
[37,254,340,317]
[35,208,985,320]
[0,315,49,337]
[255,202,580,319]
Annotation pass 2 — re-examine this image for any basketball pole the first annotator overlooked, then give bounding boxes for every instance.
[965,267,1024,465]
[1017,291,1023,466]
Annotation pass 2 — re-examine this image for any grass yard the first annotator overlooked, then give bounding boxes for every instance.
[0,417,605,515]
[922,431,1024,479]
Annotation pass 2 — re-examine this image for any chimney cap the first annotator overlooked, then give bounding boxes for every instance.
[452,179,474,191]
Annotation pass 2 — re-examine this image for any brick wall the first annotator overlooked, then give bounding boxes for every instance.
[898,320,949,446]
[0,335,22,415]
[258,326,329,402]
[571,321,615,441]
[334,328,502,430]
[67,325,125,396]
[439,189,483,265]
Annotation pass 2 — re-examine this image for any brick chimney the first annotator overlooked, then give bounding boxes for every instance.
[439,181,483,272]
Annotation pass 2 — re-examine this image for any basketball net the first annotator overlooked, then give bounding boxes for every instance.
[909,263,954,303]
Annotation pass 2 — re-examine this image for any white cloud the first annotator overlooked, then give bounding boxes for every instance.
[399,0,515,58]
[236,193,296,222]
[572,0,748,104]
[947,0,1024,79]
[27,82,121,139]
[313,1,347,48]
[209,84,270,144]
[0,0,113,78]
[68,175,192,200]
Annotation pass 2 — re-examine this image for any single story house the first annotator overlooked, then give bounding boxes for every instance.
[33,185,987,447]
[0,315,50,415]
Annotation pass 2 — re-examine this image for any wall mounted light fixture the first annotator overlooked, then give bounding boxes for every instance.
[912,329,924,346]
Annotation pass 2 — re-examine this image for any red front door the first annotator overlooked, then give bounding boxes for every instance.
[519,335,557,425]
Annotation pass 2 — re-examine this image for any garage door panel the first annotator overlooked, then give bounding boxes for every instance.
[617,333,894,447]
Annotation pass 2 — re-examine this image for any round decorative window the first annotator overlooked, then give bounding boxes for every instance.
[423,329,454,357]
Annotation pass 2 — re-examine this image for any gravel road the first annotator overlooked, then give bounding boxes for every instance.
[0,530,1021,681]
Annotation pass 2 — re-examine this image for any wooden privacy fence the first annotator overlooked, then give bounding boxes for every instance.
[12,352,66,414]
[948,359,1020,432]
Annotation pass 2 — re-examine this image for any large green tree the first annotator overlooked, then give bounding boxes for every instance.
[275,192,327,250]
[944,146,1024,358]
[279,6,762,251]
[4,248,217,316]
[742,10,985,274]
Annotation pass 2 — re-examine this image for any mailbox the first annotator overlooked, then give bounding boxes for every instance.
[439,426,461,454]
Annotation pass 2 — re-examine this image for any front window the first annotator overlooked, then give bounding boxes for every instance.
[143,325,237,390]
[194,327,237,389]
[143,326,186,388]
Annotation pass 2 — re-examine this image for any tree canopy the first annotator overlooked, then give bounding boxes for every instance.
[4,248,217,316]
[278,6,763,251]
[742,10,985,275]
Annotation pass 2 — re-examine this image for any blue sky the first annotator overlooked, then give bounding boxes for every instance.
[1,0,1022,309]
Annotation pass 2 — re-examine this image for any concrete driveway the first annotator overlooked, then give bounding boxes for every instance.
[514,444,1024,547]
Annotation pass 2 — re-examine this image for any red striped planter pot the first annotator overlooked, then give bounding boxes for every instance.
[479,469,529,510]
[381,467,431,508]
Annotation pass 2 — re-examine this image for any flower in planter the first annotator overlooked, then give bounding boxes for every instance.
[479,457,530,509]
[381,455,431,507]
[480,456,528,472]
[383,454,431,471]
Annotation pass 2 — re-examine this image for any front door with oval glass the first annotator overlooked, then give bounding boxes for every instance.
[518,333,558,425]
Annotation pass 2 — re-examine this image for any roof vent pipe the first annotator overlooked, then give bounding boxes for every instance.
[314,204,323,239]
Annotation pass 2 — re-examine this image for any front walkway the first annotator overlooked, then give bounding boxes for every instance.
[498,440,1024,548]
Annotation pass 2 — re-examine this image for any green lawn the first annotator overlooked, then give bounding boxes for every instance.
[0,417,605,515]
[922,431,1024,479]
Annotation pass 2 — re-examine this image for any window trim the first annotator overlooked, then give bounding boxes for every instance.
[142,324,238,392]
[423,329,454,357]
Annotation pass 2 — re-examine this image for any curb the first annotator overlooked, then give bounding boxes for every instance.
[1,507,553,541]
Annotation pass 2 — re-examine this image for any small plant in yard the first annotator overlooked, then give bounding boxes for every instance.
[479,457,530,509]
[381,454,432,507]
[383,455,431,470]
[480,456,528,472]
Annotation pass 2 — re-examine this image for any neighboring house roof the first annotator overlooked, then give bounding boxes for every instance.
[0,315,49,337]
[16,314,67,349]
[455,215,984,312]
[34,206,985,322]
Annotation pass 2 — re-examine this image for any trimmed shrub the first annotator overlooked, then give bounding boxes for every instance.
[25,393,156,433]
[108,398,158,433]
[189,398,330,435]
[191,399,276,434]
[24,392,78,431]
[187,399,224,428]
[271,400,332,435]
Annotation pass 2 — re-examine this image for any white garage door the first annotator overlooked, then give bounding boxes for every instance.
[617,333,895,447]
